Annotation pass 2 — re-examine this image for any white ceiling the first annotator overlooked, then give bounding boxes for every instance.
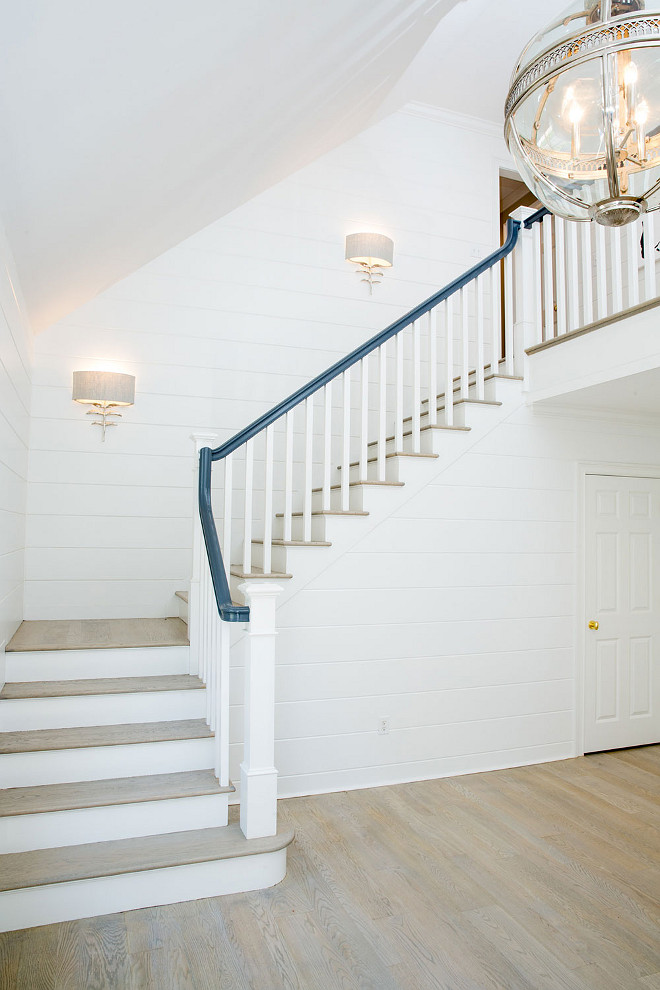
[0,0,564,332]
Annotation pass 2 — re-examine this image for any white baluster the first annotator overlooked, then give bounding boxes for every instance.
[542,215,554,340]
[284,411,293,540]
[476,275,485,399]
[360,359,369,479]
[611,226,623,314]
[504,251,514,375]
[215,618,231,786]
[412,320,421,452]
[262,425,274,575]
[460,287,469,399]
[206,572,215,726]
[491,262,501,373]
[395,334,404,448]
[341,370,351,509]
[644,212,657,301]
[378,343,387,480]
[238,582,283,839]
[555,217,567,335]
[595,223,608,318]
[532,221,543,346]
[323,384,332,512]
[627,219,640,308]
[223,453,233,584]
[580,222,594,326]
[445,296,454,426]
[427,309,438,427]
[566,221,580,332]
[303,396,314,540]
[242,440,254,574]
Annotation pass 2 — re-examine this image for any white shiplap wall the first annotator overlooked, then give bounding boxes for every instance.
[25,106,508,619]
[0,219,32,668]
[249,399,660,796]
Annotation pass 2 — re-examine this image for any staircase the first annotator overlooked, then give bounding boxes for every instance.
[0,619,292,931]
[2,203,655,932]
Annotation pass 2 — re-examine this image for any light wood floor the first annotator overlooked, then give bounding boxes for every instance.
[1,746,658,989]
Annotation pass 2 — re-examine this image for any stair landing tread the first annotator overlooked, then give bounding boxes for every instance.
[0,823,295,892]
[0,770,233,818]
[0,674,204,701]
[0,718,212,755]
[7,618,189,653]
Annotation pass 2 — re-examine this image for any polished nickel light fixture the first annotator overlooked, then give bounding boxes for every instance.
[345,232,394,293]
[505,0,660,226]
[72,370,135,441]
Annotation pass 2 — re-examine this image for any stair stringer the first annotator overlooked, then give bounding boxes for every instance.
[229,378,525,632]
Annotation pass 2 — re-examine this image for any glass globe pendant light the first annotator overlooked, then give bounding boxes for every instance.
[505,0,660,226]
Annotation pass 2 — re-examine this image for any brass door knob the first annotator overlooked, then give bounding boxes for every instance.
[588,620,599,630]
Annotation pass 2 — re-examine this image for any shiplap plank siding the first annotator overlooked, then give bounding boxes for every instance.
[0,221,32,668]
[220,401,660,798]
[25,107,506,619]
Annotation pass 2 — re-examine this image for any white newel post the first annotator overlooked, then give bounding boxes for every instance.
[189,431,219,676]
[238,581,283,839]
[510,206,538,381]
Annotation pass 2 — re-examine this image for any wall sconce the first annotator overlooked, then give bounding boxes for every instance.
[345,232,394,294]
[72,370,135,441]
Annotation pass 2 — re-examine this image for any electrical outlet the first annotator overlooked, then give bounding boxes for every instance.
[378,718,390,735]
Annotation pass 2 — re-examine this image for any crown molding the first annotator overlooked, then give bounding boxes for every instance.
[400,101,504,140]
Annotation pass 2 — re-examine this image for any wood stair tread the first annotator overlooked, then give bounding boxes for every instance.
[366,424,470,449]
[0,823,295,892]
[0,675,204,701]
[252,539,331,548]
[0,770,233,818]
[175,591,188,603]
[230,566,293,579]
[312,480,404,493]
[7,618,189,653]
[0,719,212,755]
[340,451,439,470]
[275,510,369,518]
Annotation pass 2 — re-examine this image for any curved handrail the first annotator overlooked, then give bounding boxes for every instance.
[199,214,530,622]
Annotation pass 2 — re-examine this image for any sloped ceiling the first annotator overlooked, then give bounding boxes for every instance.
[0,0,463,331]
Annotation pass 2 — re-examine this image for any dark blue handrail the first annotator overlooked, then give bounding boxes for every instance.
[210,218,521,463]
[199,212,543,622]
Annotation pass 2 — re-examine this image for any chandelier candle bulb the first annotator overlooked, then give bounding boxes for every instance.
[624,60,638,121]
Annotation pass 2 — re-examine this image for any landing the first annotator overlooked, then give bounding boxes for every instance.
[6,618,189,653]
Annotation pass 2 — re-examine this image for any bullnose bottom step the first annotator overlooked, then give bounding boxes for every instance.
[0,824,295,892]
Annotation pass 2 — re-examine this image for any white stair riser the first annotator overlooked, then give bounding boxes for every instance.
[249,542,288,573]
[272,514,327,543]
[311,486,365,512]
[178,597,189,625]
[0,792,228,854]
[5,646,190,682]
[345,457,401,484]
[0,848,287,932]
[0,737,215,788]
[0,689,206,731]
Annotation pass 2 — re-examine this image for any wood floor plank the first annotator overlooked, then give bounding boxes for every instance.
[0,745,657,989]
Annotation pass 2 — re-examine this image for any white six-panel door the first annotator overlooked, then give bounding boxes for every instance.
[584,474,660,753]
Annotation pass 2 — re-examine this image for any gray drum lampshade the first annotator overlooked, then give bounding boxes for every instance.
[345,232,394,268]
[72,370,135,406]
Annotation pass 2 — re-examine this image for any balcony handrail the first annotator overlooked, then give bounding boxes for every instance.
[199,214,538,622]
